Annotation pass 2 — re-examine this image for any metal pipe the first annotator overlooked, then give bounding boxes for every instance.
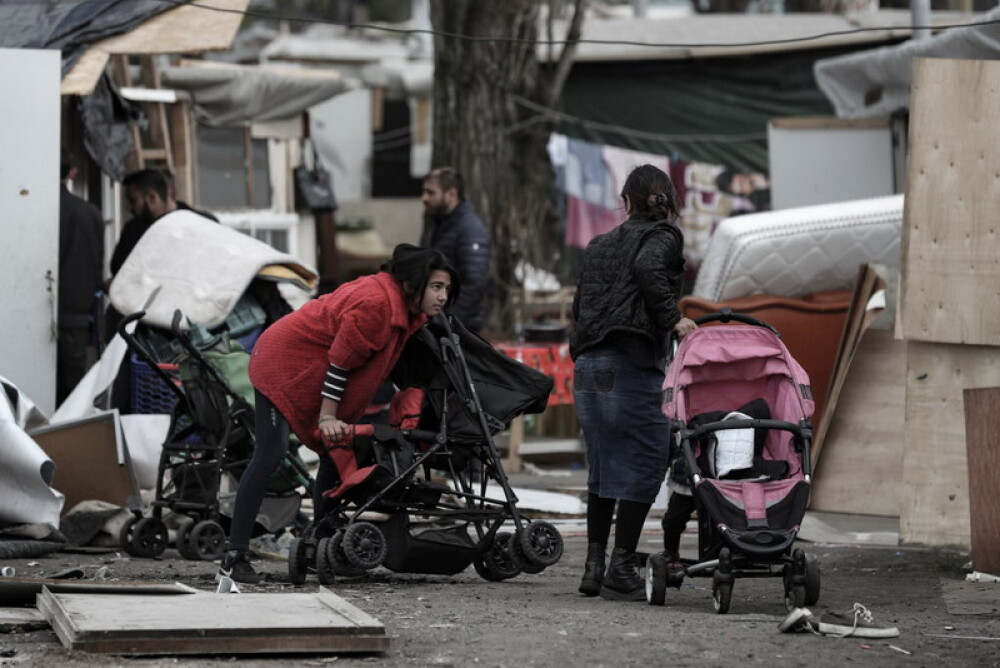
[911,0,932,41]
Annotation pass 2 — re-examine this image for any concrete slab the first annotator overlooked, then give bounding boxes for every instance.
[799,510,899,546]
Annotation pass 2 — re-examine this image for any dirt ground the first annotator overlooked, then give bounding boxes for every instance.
[1,521,998,667]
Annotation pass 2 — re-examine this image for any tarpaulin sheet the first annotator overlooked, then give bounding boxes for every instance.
[161,64,357,126]
[559,46,859,173]
[815,7,1000,119]
[0,0,178,74]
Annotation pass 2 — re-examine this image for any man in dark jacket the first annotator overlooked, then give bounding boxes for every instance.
[58,149,105,405]
[420,167,491,332]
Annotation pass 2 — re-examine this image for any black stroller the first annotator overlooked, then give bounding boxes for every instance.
[118,308,312,561]
[287,314,564,584]
[647,310,820,613]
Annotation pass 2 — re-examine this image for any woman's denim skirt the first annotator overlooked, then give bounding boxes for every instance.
[573,343,669,504]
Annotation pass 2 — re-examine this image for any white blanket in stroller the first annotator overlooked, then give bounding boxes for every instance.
[710,411,755,479]
[109,210,317,330]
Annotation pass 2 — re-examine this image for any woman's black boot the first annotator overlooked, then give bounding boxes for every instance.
[599,547,645,601]
[578,542,606,596]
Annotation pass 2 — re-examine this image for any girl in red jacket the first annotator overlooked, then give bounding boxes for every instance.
[219,244,460,584]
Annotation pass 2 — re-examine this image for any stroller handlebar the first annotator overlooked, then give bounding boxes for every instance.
[314,424,443,448]
[684,417,809,440]
[679,417,814,481]
[665,309,780,366]
[692,308,781,336]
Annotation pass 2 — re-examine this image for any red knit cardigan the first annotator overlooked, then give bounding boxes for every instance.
[248,272,426,453]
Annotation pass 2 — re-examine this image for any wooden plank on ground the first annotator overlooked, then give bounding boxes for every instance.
[0,577,196,608]
[37,587,389,655]
[809,329,904,517]
[963,387,1000,574]
[0,608,47,632]
[899,58,1000,347]
[900,341,1000,547]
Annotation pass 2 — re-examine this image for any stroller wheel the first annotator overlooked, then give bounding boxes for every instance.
[188,520,226,561]
[784,549,808,611]
[646,554,668,606]
[287,537,310,585]
[804,554,821,606]
[507,535,545,574]
[331,531,369,577]
[342,522,387,570]
[130,517,169,558]
[712,576,733,614]
[118,516,140,556]
[518,521,564,567]
[316,537,337,585]
[175,519,201,560]
[473,532,521,582]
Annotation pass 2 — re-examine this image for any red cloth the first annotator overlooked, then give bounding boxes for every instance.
[248,272,426,453]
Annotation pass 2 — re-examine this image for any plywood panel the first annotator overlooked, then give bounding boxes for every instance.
[812,265,883,466]
[963,387,1000,574]
[61,0,250,96]
[810,329,905,517]
[38,587,388,655]
[900,58,1000,346]
[900,341,1000,547]
[29,413,139,515]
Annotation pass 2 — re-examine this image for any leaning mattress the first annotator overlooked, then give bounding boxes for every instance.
[692,194,903,301]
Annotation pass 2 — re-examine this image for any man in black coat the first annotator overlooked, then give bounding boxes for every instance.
[57,149,105,405]
[420,167,491,332]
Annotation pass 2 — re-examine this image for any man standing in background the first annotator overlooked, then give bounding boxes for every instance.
[57,148,104,405]
[420,167,491,332]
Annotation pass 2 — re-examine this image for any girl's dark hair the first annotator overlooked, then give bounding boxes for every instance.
[382,243,461,309]
[620,164,680,221]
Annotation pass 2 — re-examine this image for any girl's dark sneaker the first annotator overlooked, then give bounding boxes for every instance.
[217,550,261,584]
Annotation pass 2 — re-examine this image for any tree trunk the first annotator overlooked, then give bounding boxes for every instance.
[430,0,583,335]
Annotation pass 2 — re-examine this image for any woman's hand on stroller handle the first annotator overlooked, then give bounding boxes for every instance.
[673,317,697,339]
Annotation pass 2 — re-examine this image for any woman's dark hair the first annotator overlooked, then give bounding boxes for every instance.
[382,243,461,309]
[620,164,680,221]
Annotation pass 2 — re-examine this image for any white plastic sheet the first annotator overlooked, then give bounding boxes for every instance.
[0,376,64,526]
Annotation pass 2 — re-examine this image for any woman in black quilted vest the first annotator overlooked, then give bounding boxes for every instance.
[570,164,697,601]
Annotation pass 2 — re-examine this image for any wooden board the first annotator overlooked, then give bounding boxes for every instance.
[61,0,250,96]
[963,387,1000,574]
[37,587,389,655]
[0,577,196,608]
[812,265,884,467]
[809,329,905,517]
[29,412,141,515]
[0,608,47,632]
[900,341,1000,547]
[899,58,1000,347]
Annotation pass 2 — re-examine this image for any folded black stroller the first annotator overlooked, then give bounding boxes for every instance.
[118,308,312,561]
[288,314,563,584]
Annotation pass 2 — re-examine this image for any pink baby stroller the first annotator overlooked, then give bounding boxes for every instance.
[647,309,820,613]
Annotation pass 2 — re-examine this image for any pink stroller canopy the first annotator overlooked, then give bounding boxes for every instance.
[663,325,815,477]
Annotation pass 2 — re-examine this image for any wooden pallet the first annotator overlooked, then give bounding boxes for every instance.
[37,586,389,656]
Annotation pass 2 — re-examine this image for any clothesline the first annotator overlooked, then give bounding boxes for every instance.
[548,133,764,267]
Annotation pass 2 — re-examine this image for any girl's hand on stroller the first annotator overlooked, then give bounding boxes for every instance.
[673,317,697,339]
[319,416,350,442]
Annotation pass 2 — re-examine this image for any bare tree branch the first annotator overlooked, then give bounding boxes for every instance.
[545,0,586,108]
